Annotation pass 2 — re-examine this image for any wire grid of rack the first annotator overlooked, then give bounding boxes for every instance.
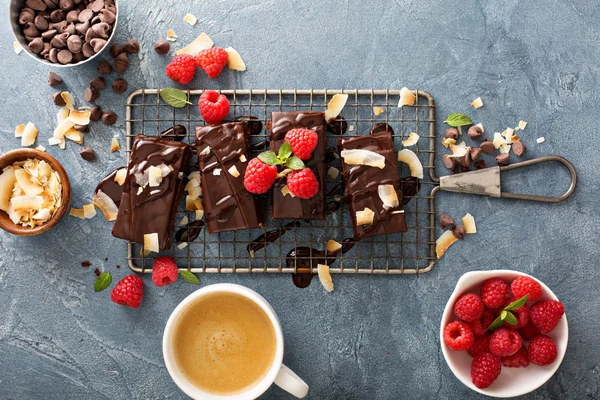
[125,89,437,275]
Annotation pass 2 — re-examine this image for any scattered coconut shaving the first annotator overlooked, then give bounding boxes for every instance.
[348,125,355,132]
[397,149,424,179]
[13,41,23,55]
[167,29,177,42]
[519,120,528,130]
[341,149,385,169]
[470,97,483,109]
[61,92,75,110]
[35,145,45,152]
[67,109,91,126]
[536,137,545,144]
[175,32,214,55]
[398,87,416,108]
[373,106,384,116]
[185,195,196,211]
[213,168,221,176]
[15,124,25,138]
[183,13,197,26]
[114,169,127,186]
[325,94,348,122]
[462,213,477,234]
[225,47,246,71]
[69,208,85,219]
[228,165,240,177]
[179,215,189,226]
[498,144,511,154]
[475,123,484,133]
[493,132,508,149]
[502,127,515,142]
[21,122,39,147]
[356,207,375,226]
[317,264,334,292]
[378,184,400,210]
[436,230,458,259]
[93,190,118,221]
[143,233,160,254]
[441,138,456,148]
[111,138,120,152]
[239,154,247,162]
[177,242,188,250]
[326,240,342,253]
[281,185,294,197]
[327,166,339,179]
[83,203,96,219]
[401,132,420,147]
[195,209,204,220]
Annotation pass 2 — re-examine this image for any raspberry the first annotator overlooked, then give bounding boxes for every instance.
[443,321,474,351]
[489,327,522,357]
[528,335,557,366]
[198,90,230,125]
[196,47,229,79]
[471,353,501,389]
[530,300,564,334]
[286,168,319,199]
[166,54,197,85]
[454,293,484,322]
[481,278,509,308]
[284,128,319,160]
[511,276,543,302]
[501,345,529,368]
[468,332,491,358]
[110,275,144,309]
[151,256,178,286]
[519,320,541,340]
[243,158,277,194]
[468,308,497,336]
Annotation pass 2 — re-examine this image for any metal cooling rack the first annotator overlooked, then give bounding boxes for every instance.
[125,89,437,275]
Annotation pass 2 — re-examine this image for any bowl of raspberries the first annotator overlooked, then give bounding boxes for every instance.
[440,270,568,397]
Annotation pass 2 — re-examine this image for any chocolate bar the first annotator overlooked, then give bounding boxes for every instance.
[112,135,191,250]
[338,132,407,238]
[270,111,326,220]
[196,122,264,234]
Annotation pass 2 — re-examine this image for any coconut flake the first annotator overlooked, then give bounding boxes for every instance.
[48,137,62,146]
[536,137,545,144]
[0,168,17,211]
[11,195,43,212]
[35,145,46,152]
[175,32,214,55]
[498,144,511,154]
[33,208,52,221]
[378,184,399,210]
[183,13,197,26]
[341,149,385,169]
[225,47,246,71]
[61,92,75,110]
[13,41,23,55]
[398,87,416,108]
[519,120,528,130]
[177,242,188,250]
[213,168,222,176]
[441,138,456,148]
[436,230,458,259]
[14,169,43,197]
[167,29,177,42]
[69,207,85,219]
[110,137,120,152]
[356,207,375,225]
[148,165,163,187]
[239,154,247,162]
[462,213,477,234]
[326,240,342,253]
[502,127,515,143]
[15,124,25,138]
[448,142,469,158]
[281,185,294,197]
[143,233,160,254]
[401,132,420,147]
[373,106,384,116]
[83,203,96,219]
[93,190,118,221]
[188,171,201,181]
[185,178,200,192]
[228,165,240,178]
[21,122,38,147]
[475,123,484,133]
[185,195,196,211]
[325,93,348,122]
[348,125,355,132]
[57,106,69,124]
[493,132,508,149]
[114,169,127,186]
[64,128,83,144]
[54,118,76,139]
[327,166,339,179]
[195,209,204,220]
[67,109,91,126]
[179,215,189,226]
[471,97,483,109]
[397,149,424,179]
[317,264,334,292]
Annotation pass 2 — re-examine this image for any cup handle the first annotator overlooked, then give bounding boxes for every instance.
[273,363,309,398]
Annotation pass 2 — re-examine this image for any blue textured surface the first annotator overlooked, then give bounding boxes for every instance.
[1,0,598,399]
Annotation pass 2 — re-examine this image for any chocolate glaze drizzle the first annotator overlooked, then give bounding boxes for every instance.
[247,221,301,254]
[94,166,127,207]
[234,116,263,135]
[175,220,204,243]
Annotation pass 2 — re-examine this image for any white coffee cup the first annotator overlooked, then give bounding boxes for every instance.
[163,283,309,400]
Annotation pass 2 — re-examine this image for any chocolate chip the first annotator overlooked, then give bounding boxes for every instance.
[90,38,107,53]
[442,154,455,170]
[123,39,140,54]
[88,0,104,12]
[66,9,79,22]
[34,15,49,30]
[444,127,459,140]
[467,125,483,140]
[82,42,95,57]
[109,43,123,58]
[101,110,117,125]
[62,23,76,35]
[48,47,59,63]
[90,76,105,90]
[74,124,89,133]
[452,224,466,240]
[496,153,509,166]
[28,38,44,54]
[43,0,58,9]
[41,29,57,40]
[83,86,99,102]
[75,20,89,35]
[459,150,471,168]
[90,105,102,121]
[50,32,68,48]
[91,22,110,39]
[57,49,72,64]
[52,92,66,106]
[114,52,128,75]
[77,8,93,22]
[440,213,454,229]
[48,71,62,86]
[67,34,82,53]
[512,141,526,157]
[153,40,170,54]
[41,42,52,56]
[19,9,36,24]
[72,51,85,63]
[480,139,495,154]
[98,9,115,24]
[111,78,127,94]
[23,22,40,38]
[49,9,64,22]
[80,146,95,161]
[475,160,487,169]
[470,147,482,161]
[59,0,74,11]
[27,0,47,11]
[96,59,112,74]
[51,20,67,32]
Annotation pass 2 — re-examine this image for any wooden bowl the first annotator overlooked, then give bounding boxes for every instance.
[0,149,71,236]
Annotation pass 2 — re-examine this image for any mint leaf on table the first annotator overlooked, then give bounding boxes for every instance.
[285,156,305,170]
[444,113,473,127]
[159,88,192,108]
[504,294,528,311]
[94,272,112,292]
[258,151,282,165]
[180,270,200,285]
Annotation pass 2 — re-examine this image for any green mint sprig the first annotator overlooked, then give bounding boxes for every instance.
[444,113,473,127]
[180,270,200,285]
[257,142,305,170]
[159,88,192,108]
[488,294,529,331]
[94,272,112,292]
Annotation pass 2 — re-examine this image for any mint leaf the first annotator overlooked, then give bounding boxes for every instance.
[180,270,200,285]
[278,141,293,161]
[258,151,281,165]
[504,311,518,326]
[504,294,528,311]
[286,156,305,170]
[94,272,112,292]
[488,315,504,331]
[159,88,192,108]
[444,113,473,127]
[500,310,507,320]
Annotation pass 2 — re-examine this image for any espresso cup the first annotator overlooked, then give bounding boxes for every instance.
[163,283,309,399]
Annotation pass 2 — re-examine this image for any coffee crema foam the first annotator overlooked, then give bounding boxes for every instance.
[172,292,277,395]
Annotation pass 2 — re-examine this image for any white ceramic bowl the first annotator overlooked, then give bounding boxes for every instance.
[440,270,568,398]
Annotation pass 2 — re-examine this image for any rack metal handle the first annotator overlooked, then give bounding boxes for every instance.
[438,155,576,203]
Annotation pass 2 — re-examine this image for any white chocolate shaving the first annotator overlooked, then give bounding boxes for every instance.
[143,233,160,254]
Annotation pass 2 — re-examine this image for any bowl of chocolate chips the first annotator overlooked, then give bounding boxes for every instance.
[10,0,118,66]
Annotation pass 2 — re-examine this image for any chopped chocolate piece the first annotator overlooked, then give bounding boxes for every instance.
[95,167,126,206]
[468,125,483,139]
[460,165,470,173]
[480,139,495,154]
[234,116,262,135]
[112,135,191,250]
[74,124,89,133]
[496,153,509,166]
[153,39,170,54]
[369,123,394,135]
[123,39,139,54]
[440,213,454,229]
[89,76,105,90]
[326,116,348,135]
[114,52,128,75]
[160,125,187,141]
[452,224,466,240]
[94,268,100,276]
[111,78,127,94]
[195,122,264,234]
[96,59,112,74]
[83,86,99,102]
[109,43,123,57]
[475,160,487,169]
[339,131,408,238]
[271,111,326,220]
[101,110,116,125]
[80,146,95,161]
[48,71,63,86]
[52,91,66,106]
[442,154,456,169]
[512,141,526,157]
[459,150,471,168]
[470,147,482,161]
[90,105,102,121]
[445,127,459,140]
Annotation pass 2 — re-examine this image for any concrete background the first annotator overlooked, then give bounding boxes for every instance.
[1,0,598,399]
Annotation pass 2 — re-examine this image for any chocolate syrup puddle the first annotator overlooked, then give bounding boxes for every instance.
[400,177,421,205]
[370,123,394,135]
[327,182,343,196]
[247,221,301,254]
[175,220,204,243]
[326,116,348,135]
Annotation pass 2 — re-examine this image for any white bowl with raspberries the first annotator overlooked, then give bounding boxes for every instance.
[440,270,568,398]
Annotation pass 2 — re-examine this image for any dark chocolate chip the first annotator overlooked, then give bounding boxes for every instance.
[57,49,73,64]
[48,47,59,63]
[59,0,74,11]
[98,9,115,24]
[83,86,99,102]
[475,160,487,169]
[114,52,128,75]
[326,116,348,135]
[67,34,83,53]
[19,9,36,24]
[77,8,93,22]
[96,59,112,74]
[28,38,44,54]
[90,22,110,39]
[90,76,105,90]
[49,9,64,22]
[111,78,127,94]
[74,124,89,133]
[101,110,117,125]
[34,15,49,31]
[90,38,107,53]
[123,39,139,54]
[23,22,40,38]
[48,71,62,86]
[66,9,80,22]
[467,125,483,140]
[50,32,69,48]
[88,0,104,12]
[496,153,509,166]
[52,91,66,106]
[109,43,123,58]
[153,40,170,54]
[234,116,262,135]
[444,127,459,140]
[512,141,526,157]
[41,29,57,40]
[80,146,95,161]
[82,42,95,57]
[442,154,455,170]
[480,139,495,154]
[440,213,454,229]
[452,224,466,240]
[90,105,102,121]
[459,150,471,168]
[470,147,482,161]
[159,125,187,141]
[27,0,47,11]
